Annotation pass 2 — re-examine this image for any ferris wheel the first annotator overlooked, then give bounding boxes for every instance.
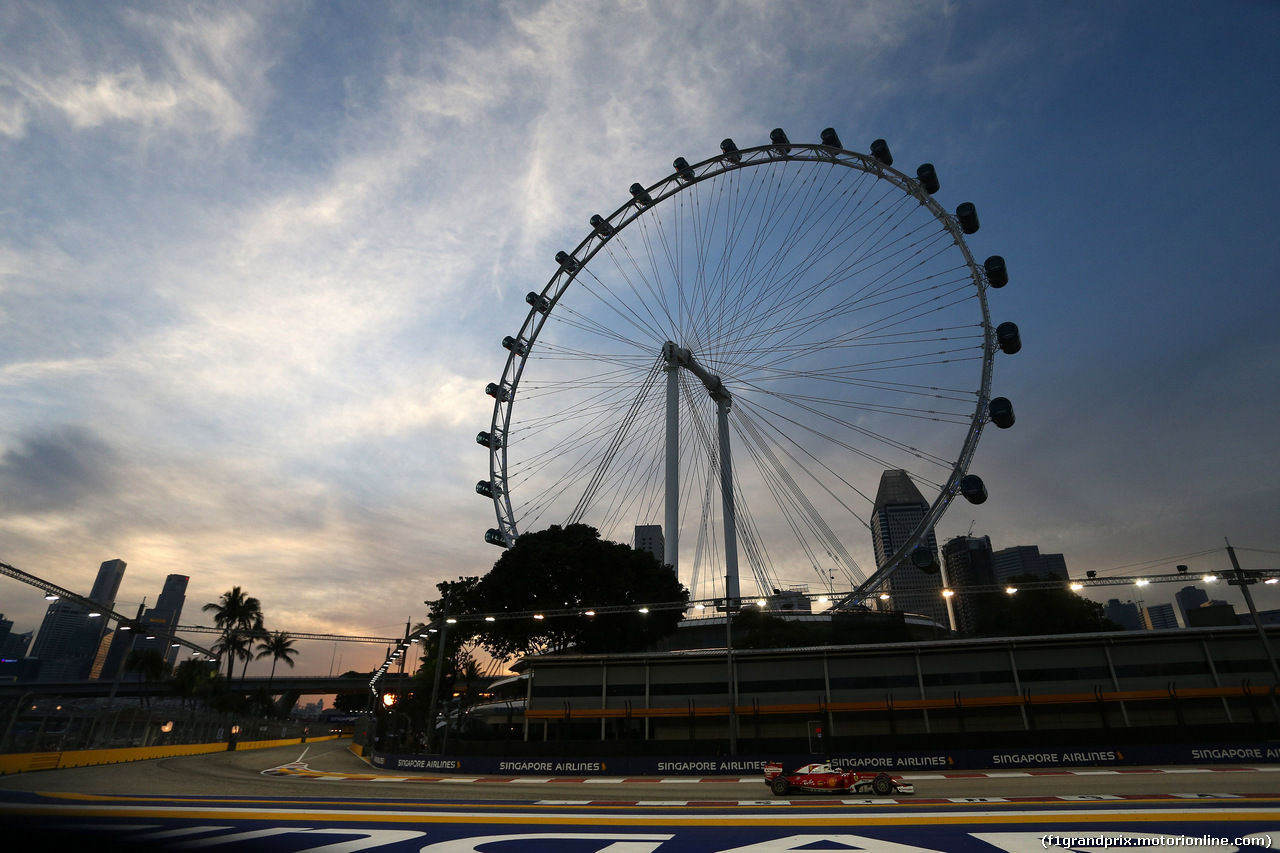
[477,127,1020,606]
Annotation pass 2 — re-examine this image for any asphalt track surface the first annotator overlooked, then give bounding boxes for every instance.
[1,739,1278,852]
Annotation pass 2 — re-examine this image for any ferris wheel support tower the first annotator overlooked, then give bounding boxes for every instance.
[663,341,740,605]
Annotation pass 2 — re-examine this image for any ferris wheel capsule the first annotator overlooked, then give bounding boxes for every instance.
[959,474,988,505]
[911,547,939,574]
[916,163,940,194]
[673,157,695,183]
[555,251,579,272]
[984,255,1009,288]
[870,138,893,166]
[989,397,1015,428]
[820,127,843,149]
[720,138,741,163]
[996,322,1022,355]
[590,214,615,237]
[769,127,791,155]
[956,202,980,234]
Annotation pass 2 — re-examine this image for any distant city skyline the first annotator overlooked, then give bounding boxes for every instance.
[1,2,1278,677]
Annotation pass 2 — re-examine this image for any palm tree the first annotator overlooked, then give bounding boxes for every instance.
[211,629,252,683]
[203,587,264,680]
[254,631,299,702]
[125,648,166,709]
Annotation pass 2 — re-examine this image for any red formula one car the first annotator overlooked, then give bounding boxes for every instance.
[764,761,915,797]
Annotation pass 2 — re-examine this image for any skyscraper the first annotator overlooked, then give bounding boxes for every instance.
[129,574,190,670]
[992,545,1070,582]
[634,525,665,567]
[1174,585,1209,627]
[31,559,126,681]
[88,559,127,612]
[1141,602,1179,631]
[870,470,946,627]
[941,535,996,635]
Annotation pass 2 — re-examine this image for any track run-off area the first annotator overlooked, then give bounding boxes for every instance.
[1,740,1277,852]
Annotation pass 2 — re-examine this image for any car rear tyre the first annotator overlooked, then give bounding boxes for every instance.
[770,777,790,796]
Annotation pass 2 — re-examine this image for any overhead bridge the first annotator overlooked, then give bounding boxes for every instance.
[0,673,377,701]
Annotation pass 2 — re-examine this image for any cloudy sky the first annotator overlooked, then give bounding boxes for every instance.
[2,1,1277,677]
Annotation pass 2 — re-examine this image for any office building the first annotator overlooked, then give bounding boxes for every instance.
[634,525,665,567]
[1141,602,1179,631]
[941,535,996,635]
[1104,599,1142,631]
[0,619,32,661]
[992,545,1070,582]
[1185,603,1239,628]
[131,574,190,670]
[30,600,94,680]
[30,559,128,680]
[870,470,946,627]
[1174,586,1209,627]
[88,558,127,612]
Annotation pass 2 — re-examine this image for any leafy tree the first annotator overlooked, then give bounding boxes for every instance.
[255,631,299,698]
[966,573,1120,637]
[332,691,370,714]
[432,524,688,658]
[202,587,264,681]
[169,659,218,711]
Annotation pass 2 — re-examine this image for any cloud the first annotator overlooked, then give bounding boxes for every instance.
[0,3,265,142]
[0,426,118,514]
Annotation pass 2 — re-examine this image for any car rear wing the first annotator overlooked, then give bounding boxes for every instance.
[763,761,784,780]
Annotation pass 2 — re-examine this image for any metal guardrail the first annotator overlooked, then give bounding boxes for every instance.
[0,696,310,756]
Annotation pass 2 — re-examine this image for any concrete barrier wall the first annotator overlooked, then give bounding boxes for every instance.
[0,734,340,776]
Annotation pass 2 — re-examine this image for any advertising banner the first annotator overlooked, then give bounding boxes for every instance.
[367,742,1280,775]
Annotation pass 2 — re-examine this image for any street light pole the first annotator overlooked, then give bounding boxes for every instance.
[425,593,450,754]
[1226,539,1280,686]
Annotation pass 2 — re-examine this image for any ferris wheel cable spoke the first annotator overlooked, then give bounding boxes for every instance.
[556,262,673,350]
[632,214,682,338]
[733,405,866,582]
[565,357,664,525]
[731,361,980,411]
[747,385,973,432]
[766,402,965,469]
[756,263,972,352]
[704,162,809,356]
[734,396,876,530]
[745,393,955,474]
[716,326,983,376]
[743,378,979,410]
[706,237,962,365]
[728,247,969,356]
[762,225,963,333]
[540,302,662,354]
[723,183,924,341]
[718,177,922,343]
[740,345,985,386]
